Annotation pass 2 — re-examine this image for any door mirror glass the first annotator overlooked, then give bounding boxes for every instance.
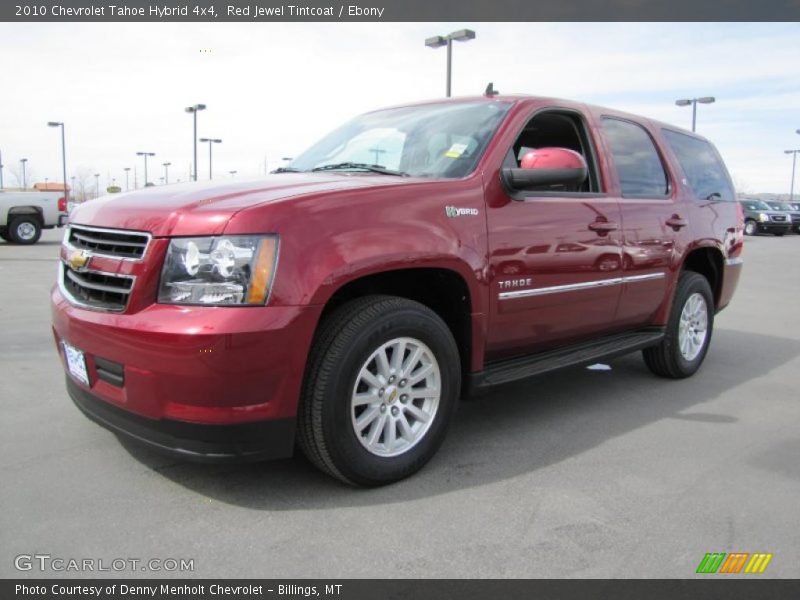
[502,147,588,191]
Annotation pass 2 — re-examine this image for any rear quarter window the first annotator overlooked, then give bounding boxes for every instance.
[662,129,735,201]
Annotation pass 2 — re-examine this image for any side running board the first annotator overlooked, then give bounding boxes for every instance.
[467,328,665,395]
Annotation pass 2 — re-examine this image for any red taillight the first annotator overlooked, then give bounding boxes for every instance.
[58,197,67,212]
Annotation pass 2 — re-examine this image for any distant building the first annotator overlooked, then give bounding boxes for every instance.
[33,182,70,192]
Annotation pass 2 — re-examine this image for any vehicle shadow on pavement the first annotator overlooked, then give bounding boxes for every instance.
[119,327,800,508]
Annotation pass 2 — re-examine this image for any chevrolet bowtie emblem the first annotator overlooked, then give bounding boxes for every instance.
[68,249,91,271]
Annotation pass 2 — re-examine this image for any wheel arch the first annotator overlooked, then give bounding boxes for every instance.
[680,244,724,308]
[314,266,477,378]
[7,206,44,221]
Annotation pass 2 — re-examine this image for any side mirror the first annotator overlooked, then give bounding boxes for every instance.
[502,147,588,191]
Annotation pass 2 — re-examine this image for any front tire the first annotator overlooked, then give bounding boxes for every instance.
[643,271,714,379]
[774,231,785,237]
[744,220,757,236]
[8,215,42,244]
[297,296,461,486]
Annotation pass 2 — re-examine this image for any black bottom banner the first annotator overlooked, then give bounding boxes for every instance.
[4,579,800,600]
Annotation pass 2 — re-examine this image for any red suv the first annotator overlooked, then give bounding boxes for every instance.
[52,95,743,486]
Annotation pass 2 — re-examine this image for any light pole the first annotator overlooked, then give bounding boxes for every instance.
[785,149,800,202]
[162,162,171,184]
[136,152,155,186]
[675,97,715,132]
[0,148,4,190]
[20,158,28,189]
[123,167,131,191]
[198,138,222,180]
[94,173,100,198]
[47,121,69,203]
[185,103,206,181]
[425,29,476,97]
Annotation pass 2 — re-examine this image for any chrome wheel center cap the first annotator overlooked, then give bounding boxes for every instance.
[383,385,398,405]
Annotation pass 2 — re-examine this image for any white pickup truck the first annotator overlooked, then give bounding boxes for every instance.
[0,191,68,244]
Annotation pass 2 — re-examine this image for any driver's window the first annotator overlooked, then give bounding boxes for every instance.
[506,111,600,193]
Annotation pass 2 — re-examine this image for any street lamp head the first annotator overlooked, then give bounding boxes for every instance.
[425,35,447,48]
[163,162,171,167]
[136,152,155,157]
[675,99,692,106]
[47,121,62,127]
[697,96,716,104]
[20,158,27,163]
[796,129,800,135]
[185,104,207,113]
[449,29,476,42]
[212,138,222,144]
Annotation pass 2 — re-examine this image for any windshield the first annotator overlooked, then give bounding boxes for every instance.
[286,101,512,179]
[741,200,771,210]
[766,201,792,211]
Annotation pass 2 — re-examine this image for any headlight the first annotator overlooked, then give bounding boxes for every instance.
[158,235,278,306]
[758,213,768,222]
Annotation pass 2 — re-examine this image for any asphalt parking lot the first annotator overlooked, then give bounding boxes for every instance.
[1,228,798,579]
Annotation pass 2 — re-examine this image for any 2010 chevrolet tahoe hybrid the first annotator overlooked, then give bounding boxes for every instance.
[51,95,743,486]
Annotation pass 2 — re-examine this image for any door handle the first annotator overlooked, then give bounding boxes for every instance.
[666,215,688,231]
[588,220,618,235]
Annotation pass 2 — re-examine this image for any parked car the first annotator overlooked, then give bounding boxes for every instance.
[762,200,800,233]
[52,95,743,486]
[0,191,68,244]
[739,199,792,236]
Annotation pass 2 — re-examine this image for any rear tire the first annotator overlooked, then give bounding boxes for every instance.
[297,295,461,486]
[0,227,9,242]
[8,215,42,245]
[643,271,714,379]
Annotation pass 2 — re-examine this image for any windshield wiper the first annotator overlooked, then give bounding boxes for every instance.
[271,167,301,173]
[311,162,408,177]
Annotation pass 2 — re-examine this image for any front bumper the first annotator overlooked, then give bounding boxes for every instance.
[52,285,322,461]
[68,378,296,462]
[757,222,791,233]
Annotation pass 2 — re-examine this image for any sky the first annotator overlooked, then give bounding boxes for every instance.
[1,22,798,194]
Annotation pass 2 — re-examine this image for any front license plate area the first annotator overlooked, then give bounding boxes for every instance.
[63,342,89,386]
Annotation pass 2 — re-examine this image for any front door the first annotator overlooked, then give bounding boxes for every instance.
[484,109,624,362]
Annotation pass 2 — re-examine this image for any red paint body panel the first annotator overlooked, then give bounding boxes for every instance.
[52,95,741,440]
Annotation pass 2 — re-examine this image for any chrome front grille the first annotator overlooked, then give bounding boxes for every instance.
[771,215,787,222]
[61,264,134,312]
[67,225,150,259]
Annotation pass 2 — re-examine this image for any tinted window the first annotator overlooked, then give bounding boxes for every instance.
[741,200,770,210]
[601,118,669,197]
[662,129,735,201]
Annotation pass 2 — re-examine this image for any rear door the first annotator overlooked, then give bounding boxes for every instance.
[595,116,687,329]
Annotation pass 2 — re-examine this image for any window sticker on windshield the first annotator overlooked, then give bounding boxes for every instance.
[445,143,469,158]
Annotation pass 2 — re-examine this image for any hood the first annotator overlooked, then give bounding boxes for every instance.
[69,173,421,236]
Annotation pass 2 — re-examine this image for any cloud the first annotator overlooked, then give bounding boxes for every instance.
[1,22,797,193]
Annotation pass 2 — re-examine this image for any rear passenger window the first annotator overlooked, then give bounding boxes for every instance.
[601,118,669,197]
[662,129,735,202]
